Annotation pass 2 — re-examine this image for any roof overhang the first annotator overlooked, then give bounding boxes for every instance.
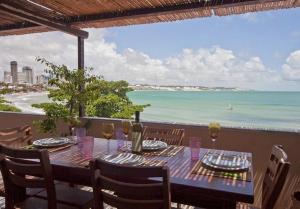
[0,0,299,37]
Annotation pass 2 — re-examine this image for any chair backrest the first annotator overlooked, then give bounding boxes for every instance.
[0,125,33,148]
[262,145,290,209]
[91,158,171,209]
[0,145,56,209]
[143,126,184,146]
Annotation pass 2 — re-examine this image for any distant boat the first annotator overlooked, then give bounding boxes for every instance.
[227,104,233,110]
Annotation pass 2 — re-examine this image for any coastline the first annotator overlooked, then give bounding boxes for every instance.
[3,90,300,133]
[4,91,48,114]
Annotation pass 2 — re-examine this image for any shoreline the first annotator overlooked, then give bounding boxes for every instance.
[2,91,300,133]
[3,91,48,115]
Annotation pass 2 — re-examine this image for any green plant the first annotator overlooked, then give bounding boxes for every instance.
[0,83,21,112]
[33,58,149,133]
[0,103,21,112]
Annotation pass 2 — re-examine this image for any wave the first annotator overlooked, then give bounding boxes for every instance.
[4,91,49,115]
[14,102,45,114]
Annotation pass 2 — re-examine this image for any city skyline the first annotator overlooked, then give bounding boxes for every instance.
[3,61,37,85]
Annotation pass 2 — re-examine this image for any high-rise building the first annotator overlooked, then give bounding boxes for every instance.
[36,74,49,85]
[3,71,12,83]
[17,72,27,84]
[10,61,18,84]
[22,66,33,84]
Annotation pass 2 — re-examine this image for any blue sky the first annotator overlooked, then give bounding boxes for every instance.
[0,8,300,90]
[107,8,300,73]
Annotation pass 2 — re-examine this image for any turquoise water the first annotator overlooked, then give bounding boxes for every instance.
[5,91,300,132]
[128,91,300,132]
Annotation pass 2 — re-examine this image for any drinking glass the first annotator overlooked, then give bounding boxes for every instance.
[122,120,131,137]
[69,127,86,144]
[102,123,114,140]
[208,122,221,153]
[121,120,132,146]
[78,136,94,160]
[189,137,201,161]
[115,127,124,150]
[76,127,86,138]
[102,123,114,154]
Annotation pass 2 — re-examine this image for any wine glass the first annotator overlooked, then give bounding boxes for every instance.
[121,120,131,147]
[102,123,114,140]
[122,120,131,137]
[208,122,221,154]
[102,123,114,154]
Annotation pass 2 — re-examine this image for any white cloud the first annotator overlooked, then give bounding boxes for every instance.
[0,28,297,90]
[282,50,300,81]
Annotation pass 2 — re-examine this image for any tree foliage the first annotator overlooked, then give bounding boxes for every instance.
[33,58,149,133]
[0,83,21,112]
[0,103,21,112]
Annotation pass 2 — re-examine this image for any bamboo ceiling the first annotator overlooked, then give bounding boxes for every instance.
[0,0,299,36]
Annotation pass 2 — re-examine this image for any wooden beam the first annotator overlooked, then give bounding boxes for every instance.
[0,3,88,38]
[78,37,84,69]
[0,21,38,31]
[78,36,85,117]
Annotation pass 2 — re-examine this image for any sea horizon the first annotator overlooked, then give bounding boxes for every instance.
[3,90,300,133]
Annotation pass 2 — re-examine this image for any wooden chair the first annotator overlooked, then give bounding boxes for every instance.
[0,125,33,196]
[0,125,33,148]
[143,126,185,146]
[0,145,93,209]
[91,158,171,209]
[238,145,291,209]
[261,145,290,209]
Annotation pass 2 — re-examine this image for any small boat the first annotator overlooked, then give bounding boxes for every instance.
[227,104,233,110]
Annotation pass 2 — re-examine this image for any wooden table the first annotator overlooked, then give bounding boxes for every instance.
[49,138,254,209]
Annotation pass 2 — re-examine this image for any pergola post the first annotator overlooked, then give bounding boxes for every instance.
[78,36,85,117]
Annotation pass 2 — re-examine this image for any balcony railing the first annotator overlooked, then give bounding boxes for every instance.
[0,111,299,209]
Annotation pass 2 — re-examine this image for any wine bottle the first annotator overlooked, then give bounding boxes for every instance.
[131,111,143,154]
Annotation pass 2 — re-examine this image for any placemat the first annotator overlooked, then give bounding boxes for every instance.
[191,158,252,182]
[23,144,73,153]
[143,145,184,157]
[138,159,167,167]
[120,145,184,157]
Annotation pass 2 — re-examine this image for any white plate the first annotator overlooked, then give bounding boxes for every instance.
[142,140,168,151]
[102,153,145,165]
[201,153,251,172]
[33,137,70,148]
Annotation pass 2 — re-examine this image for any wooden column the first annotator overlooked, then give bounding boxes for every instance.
[78,36,85,117]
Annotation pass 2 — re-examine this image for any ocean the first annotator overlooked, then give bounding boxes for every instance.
[4,91,300,132]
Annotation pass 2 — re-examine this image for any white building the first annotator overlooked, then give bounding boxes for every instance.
[17,72,27,84]
[3,71,12,83]
[22,66,33,84]
[36,74,49,85]
[3,62,34,84]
